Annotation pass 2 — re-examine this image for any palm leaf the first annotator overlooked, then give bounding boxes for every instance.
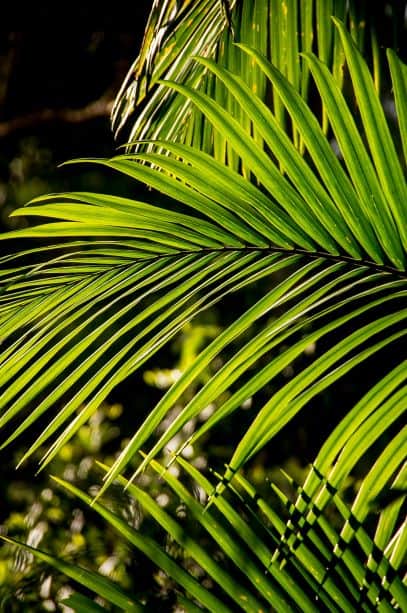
[0,26,405,489]
[1,536,142,611]
[0,7,406,609]
[50,474,244,612]
[111,0,404,159]
[30,454,405,611]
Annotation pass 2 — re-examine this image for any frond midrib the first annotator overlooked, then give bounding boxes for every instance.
[124,245,407,278]
[4,243,405,292]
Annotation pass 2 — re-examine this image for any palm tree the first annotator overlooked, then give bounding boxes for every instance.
[1,1,406,609]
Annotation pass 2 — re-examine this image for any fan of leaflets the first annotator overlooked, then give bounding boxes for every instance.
[111,0,402,161]
[0,8,406,612]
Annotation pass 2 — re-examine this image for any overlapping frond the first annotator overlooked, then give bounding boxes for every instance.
[111,0,404,157]
[111,0,240,140]
[5,448,405,610]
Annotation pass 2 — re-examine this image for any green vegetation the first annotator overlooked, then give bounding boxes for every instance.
[1,2,406,610]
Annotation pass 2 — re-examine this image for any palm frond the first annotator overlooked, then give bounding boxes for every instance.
[8,449,403,611]
[0,29,406,494]
[1,535,142,611]
[1,8,407,608]
[111,0,239,139]
[111,0,404,157]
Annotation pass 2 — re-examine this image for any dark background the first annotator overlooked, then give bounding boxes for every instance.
[0,25,153,233]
